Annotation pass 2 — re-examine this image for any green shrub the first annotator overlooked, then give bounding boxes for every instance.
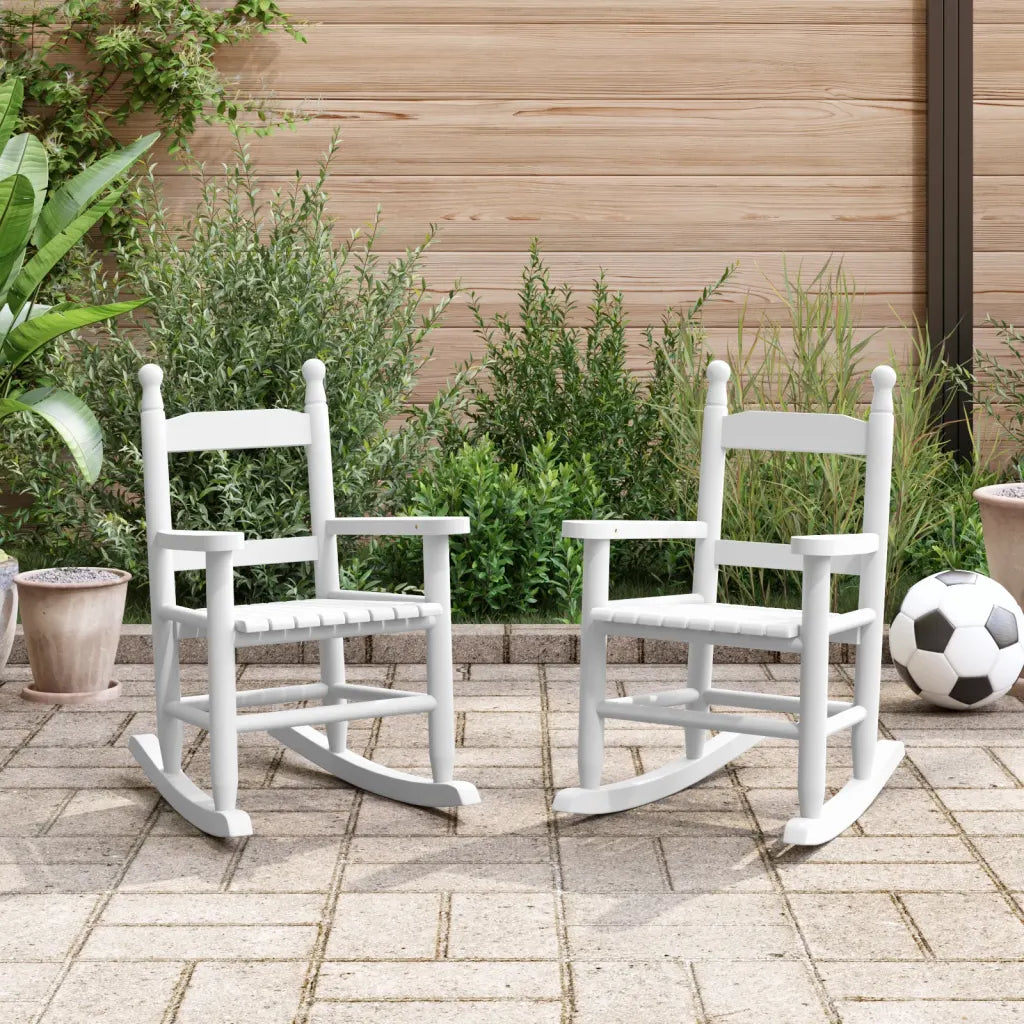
[376,434,607,621]
[656,263,971,617]
[466,242,733,581]
[0,139,471,605]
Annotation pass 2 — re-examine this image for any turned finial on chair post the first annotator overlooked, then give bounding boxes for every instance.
[303,358,328,407]
[139,364,164,412]
[870,365,897,414]
[706,359,731,408]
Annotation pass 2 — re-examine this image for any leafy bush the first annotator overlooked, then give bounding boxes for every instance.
[2,1,303,186]
[0,139,470,605]
[467,243,733,582]
[656,263,972,616]
[377,435,606,620]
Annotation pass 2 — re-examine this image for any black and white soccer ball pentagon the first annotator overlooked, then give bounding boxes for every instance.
[890,570,1024,709]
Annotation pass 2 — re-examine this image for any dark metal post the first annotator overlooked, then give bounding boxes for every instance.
[927,0,974,458]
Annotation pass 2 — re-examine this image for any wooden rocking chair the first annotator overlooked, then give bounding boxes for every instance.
[554,360,904,845]
[131,359,480,837]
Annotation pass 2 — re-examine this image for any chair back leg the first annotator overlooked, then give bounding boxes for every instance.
[320,637,349,755]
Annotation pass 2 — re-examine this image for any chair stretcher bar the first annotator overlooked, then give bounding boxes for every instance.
[165,692,436,734]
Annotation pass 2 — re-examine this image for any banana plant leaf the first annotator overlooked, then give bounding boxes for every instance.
[0,79,22,155]
[5,186,126,318]
[0,299,148,376]
[0,135,48,234]
[0,386,102,482]
[0,173,36,297]
[33,132,158,248]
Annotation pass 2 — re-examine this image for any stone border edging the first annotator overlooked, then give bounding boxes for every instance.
[7,624,893,666]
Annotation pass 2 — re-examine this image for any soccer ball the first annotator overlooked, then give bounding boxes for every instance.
[889,571,1024,709]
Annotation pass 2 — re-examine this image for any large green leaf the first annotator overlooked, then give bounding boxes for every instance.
[0,173,36,301]
[0,387,102,482]
[0,135,48,235]
[0,79,23,155]
[6,186,126,318]
[0,298,148,374]
[34,132,158,247]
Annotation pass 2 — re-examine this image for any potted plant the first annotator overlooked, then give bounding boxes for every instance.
[974,483,1024,609]
[15,567,131,702]
[0,75,155,698]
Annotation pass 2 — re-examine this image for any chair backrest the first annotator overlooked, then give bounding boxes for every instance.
[138,359,340,605]
[691,360,897,614]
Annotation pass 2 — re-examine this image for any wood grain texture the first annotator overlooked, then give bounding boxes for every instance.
[975,254,1024,325]
[976,27,1024,100]
[412,326,917,401]
[274,1,924,23]
[218,26,921,101]
[976,179,1024,252]
[141,100,923,177]
[960,99,1022,177]
[975,2,1024,21]
[368,250,921,328]
[152,174,924,252]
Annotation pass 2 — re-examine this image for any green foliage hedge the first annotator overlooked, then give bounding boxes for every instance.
[0,143,1001,622]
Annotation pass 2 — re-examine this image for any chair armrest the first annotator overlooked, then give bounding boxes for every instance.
[563,519,709,541]
[325,516,471,537]
[154,529,245,552]
[790,533,879,558]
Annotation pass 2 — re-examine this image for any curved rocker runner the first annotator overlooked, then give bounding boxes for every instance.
[132,359,479,838]
[554,360,905,845]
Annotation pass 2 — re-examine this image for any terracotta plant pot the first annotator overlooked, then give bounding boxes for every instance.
[975,484,1024,609]
[15,567,131,704]
[0,555,17,674]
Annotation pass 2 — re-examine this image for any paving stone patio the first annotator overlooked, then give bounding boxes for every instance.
[0,659,1022,1024]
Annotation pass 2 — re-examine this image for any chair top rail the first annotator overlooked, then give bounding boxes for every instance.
[721,411,868,456]
[715,540,865,576]
[171,535,318,572]
[165,409,312,453]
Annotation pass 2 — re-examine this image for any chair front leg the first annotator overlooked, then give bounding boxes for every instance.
[578,539,610,789]
[798,554,832,820]
[154,615,184,773]
[205,551,239,814]
[423,535,455,785]
[684,640,713,760]
[320,637,348,755]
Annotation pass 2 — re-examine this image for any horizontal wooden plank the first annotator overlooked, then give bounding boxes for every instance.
[976,1,1024,22]
[271,1,924,23]
[975,178,1024,251]
[973,102,1024,175]
[974,253,1024,325]
[139,100,923,177]
[374,250,921,328]
[412,326,918,401]
[976,28,1024,100]
[219,26,921,100]
[152,174,923,253]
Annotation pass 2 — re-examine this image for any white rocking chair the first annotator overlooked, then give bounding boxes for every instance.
[131,359,480,837]
[554,360,904,845]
